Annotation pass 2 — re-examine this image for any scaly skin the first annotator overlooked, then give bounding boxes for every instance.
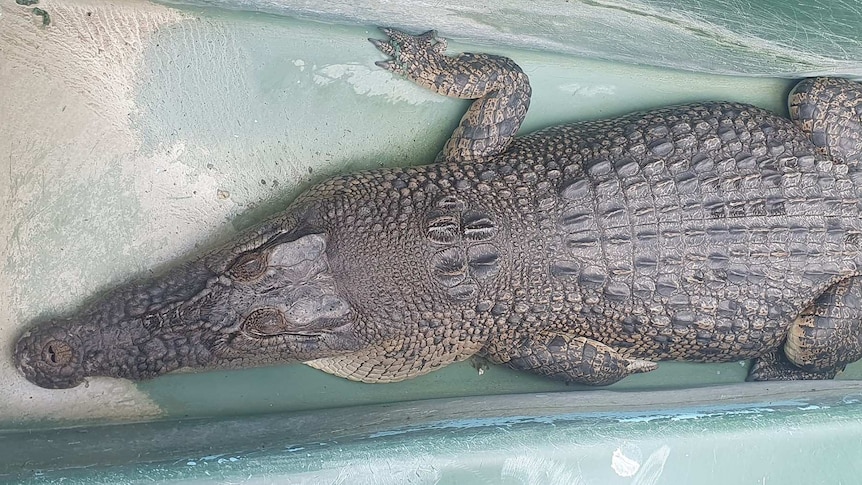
[14,29,862,389]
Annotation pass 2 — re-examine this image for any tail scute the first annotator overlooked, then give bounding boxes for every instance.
[789,77,862,168]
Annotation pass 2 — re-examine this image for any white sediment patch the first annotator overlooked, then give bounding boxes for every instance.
[122,140,240,264]
[632,445,671,485]
[559,83,617,97]
[501,455,586,484]
[312,63,446,105]
[611,443,642,477]
[0,0,189,423]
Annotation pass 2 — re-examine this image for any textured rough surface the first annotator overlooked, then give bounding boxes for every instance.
[13,29,862,389]
[0,0,190,421]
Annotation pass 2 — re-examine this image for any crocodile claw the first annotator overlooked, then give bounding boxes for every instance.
[374,60,403,75]
[626,359,659,374]
[370,27,448,78]
[368,37,396,56]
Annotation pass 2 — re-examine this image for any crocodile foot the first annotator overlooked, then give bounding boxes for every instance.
[747,350,840,381]
[491,330,658,386]
[369,28,447,79]
[370,27,531,162]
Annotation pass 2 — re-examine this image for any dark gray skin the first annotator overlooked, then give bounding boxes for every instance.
[14,29,862,389]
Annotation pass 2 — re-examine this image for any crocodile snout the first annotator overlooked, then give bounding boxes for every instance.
[15,323,87,389]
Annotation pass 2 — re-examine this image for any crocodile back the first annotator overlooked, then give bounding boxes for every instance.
[501,102,862,362]
[304,102,862,366]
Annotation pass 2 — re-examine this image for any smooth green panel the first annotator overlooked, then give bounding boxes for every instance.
[4,382,862,483]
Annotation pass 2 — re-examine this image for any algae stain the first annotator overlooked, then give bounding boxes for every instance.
[32,7,51,26]
[14,0,51,27]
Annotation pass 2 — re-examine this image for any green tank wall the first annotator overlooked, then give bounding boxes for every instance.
[4,382,862,483]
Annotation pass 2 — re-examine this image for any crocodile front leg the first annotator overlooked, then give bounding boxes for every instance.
[789,77,862,167]
[487,331,657,386]
[371,28,531,163]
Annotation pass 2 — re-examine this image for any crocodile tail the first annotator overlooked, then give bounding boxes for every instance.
[789,77,862,169]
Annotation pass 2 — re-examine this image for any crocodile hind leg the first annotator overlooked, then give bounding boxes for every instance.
[488,331,657,386]
[789,77,862,167]
[370,28,531,163]
[747,351,840,381]
[748,276,862,381]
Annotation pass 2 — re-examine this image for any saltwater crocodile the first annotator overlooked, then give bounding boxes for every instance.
[14,29,862,389]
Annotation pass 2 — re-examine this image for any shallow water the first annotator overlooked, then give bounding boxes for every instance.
[2,0,861,426]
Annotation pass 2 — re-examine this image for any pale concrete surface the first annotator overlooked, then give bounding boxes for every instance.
[1,0,187,423]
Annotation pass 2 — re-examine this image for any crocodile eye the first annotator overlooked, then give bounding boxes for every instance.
[41,340,74,366]
[242,308,289,337]
[229,252,269,282]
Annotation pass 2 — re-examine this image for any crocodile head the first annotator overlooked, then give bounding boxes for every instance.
[14,211,362,389]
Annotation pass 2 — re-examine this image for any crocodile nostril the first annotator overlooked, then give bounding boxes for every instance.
[41,340,74,366]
